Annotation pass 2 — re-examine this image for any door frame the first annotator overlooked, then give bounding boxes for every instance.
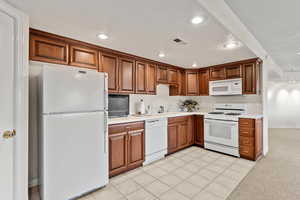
[0,1,29,200]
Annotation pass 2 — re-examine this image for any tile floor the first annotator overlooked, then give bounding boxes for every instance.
[31,147,255,200]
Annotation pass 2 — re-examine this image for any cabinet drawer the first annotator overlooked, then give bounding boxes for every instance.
[168,116,189,124]
[240,145,254,158]
[239,127,255,137]
[239,118,254,128]
[126,121,144,131]
[239,136,254,146]
[109,124,127,135]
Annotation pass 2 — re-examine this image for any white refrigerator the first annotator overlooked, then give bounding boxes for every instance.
[38,64,109,200]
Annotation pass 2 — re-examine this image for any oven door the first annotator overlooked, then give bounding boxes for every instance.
[204,119,238,147]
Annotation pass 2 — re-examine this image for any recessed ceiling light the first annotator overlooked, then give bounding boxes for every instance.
[223,41,241,49]
[191,16,204,24]
[158,52,165,58]
[297,52,300,55]
[97,33,108,40]
[192,63,197,67]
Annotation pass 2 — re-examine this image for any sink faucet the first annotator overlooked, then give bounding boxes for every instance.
[158,106,165,113]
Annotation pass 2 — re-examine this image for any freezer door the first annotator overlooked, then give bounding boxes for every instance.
[41,112,108,200]
[42,64,107,113]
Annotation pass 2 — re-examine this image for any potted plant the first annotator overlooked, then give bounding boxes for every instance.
[180,99,199,112]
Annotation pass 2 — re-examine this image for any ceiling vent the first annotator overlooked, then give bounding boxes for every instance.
[173,38,187,45]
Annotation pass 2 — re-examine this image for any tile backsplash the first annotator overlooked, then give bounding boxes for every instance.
[129,84,262,114]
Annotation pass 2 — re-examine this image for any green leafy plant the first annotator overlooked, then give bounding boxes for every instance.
[180,99,198,112]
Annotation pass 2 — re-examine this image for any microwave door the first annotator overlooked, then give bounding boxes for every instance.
[210,85,230,96]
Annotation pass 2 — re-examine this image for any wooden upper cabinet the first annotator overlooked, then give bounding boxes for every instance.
[119,57,135,93]
[210,67,225,80]
[30,34,69,64]
[242,62,257,94]
[225,65,242,79]
[70,45,99,69]
[135,61,147,94]
[101,53,119,93]
[199,68,209,96]
[168,68,178,84]
[147,64,157,94]
[186,71,199,96]
[127,129,145,167]
[157,66,168,83]
[170,69,186,96]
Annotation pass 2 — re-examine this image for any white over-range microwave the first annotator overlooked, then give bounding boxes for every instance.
[209,78,242,96]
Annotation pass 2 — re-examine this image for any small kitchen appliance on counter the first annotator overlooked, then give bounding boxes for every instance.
[204,104,247,157]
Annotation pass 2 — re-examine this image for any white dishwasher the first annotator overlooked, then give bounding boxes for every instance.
[144,118,168,165]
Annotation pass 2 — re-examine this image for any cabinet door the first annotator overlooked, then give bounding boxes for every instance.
[210,67,225,80]
[157,66,168,83]
[186,71,199,96]
[178,122,188,148]
[194,115,204,146]
[135,61,147,94]
[168,68,178,84]
[168,123,178,154]
[199,69,209,96]
[70,45,99,70]
[119,57,135,93]
[30,34,69,64]
[225,65,242,79]
[179,70,186,95]
[187,116,194,145]
[101,53,119,93]
[147,64,157,94]
[128,129,145,167]
[243,62,257,94]
[109,132,127,176]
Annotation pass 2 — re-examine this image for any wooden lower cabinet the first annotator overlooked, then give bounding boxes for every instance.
[109,131,127,176]
[128,129,145,167]
[194,115,204,147]
[109,121,145,177]
[167,116,194,154]
[239,118,263,161]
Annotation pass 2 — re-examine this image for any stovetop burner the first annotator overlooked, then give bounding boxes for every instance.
[225,113,241,116]
[208,112,224,115]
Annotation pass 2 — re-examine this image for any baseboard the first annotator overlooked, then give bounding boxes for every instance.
[29,178,39,188]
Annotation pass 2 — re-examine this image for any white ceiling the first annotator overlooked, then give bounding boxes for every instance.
[7,0,255,68]
[225,0,300,71]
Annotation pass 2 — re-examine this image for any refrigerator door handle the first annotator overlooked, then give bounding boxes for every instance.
[104,111,108,153]
[104,73,108,110]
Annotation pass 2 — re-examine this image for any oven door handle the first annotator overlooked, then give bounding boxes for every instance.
[204,118,238,125]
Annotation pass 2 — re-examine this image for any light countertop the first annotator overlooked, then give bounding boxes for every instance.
[108,111,263,125]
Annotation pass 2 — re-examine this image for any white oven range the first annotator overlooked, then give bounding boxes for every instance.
[204,104,247,157]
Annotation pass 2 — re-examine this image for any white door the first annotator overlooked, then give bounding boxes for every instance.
[0,9,16,200]
[42,64,107,114]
